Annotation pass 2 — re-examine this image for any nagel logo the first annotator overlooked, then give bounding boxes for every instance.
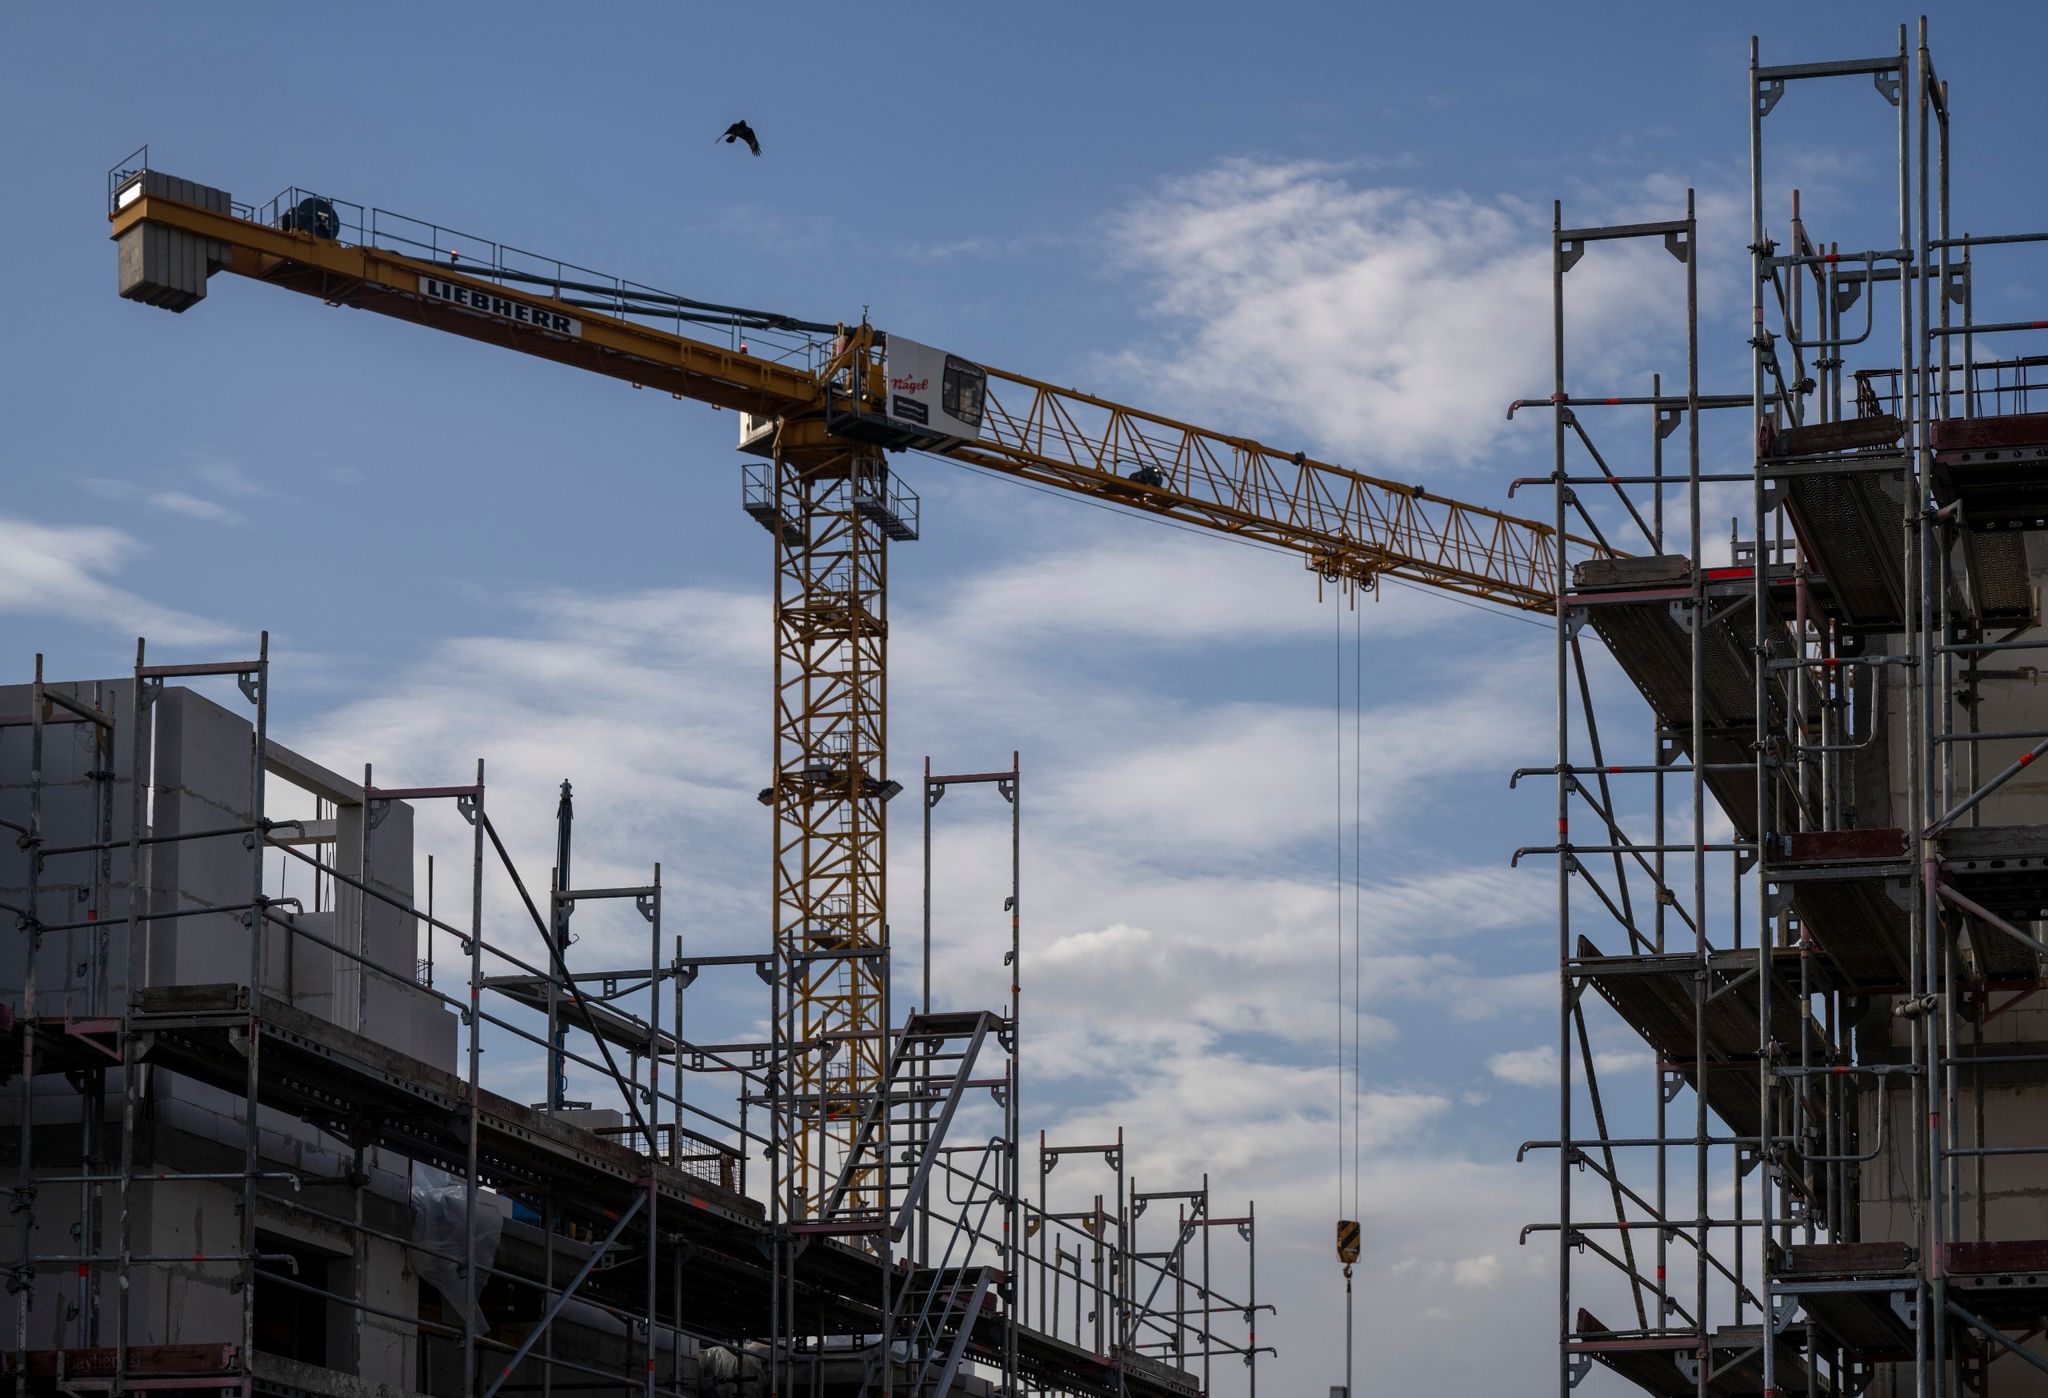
[890,375,930,393]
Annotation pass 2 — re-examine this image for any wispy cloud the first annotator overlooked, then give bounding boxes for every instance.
[1486,1042,1651,1088]
[901,232,1072,261]
[77,456,275,527]
[191,458,275,500]
[709,202,833,257]
[149,490,243,525]
[0,514,238,646]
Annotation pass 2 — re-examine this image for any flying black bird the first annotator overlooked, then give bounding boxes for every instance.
[717,120,761,157]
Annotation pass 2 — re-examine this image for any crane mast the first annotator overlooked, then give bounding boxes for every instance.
[764,423,896,1219]
[107,165,1601,1220]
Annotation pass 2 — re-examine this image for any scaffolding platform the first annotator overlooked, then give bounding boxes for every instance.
[1770,825,2046,989]
[1569,555,1797,842]
[1933,413,2048,527]
[1929,414,2048,623]
[1945,1240,2048,1324]
[0,1009,123,1087]
[1767,415,1910,632]
[480,973,682,1059]
[1569,1318,1696,1398]
[1772,1242,1916,1360]
[1574,1311,1827,1397]
[1938,824,2048,982]
[1773,829,1914,992]
[1575,939,1823,1141]
[0,1344,242,1394]
[128,984,753,1220]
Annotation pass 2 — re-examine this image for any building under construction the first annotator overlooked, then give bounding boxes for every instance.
[1535,19,2048,1398]
[9,14,2048,1398]
[0,661,1267,1398]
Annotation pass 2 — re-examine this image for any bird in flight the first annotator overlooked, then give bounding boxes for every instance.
[718,120,761,157]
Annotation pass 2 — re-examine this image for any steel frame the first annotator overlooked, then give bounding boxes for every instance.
[1527,18,2048,1398]
[767,436,897,1223]
[3,653,1266,1398]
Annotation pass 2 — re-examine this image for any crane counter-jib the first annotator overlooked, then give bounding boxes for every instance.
[109,167,1597,615]
[109,183,822,419]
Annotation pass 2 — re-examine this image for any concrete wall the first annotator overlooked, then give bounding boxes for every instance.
[1883,534,2048,830]
[1856,538,2048,1393]
[1,681,453,1391]
[0,678,147,1019]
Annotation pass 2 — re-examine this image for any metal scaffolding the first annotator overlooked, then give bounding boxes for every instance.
[1,646,1267,1398]
[1527,18,2048,1397]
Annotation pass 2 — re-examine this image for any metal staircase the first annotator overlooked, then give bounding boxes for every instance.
[816,1009,1004,1239]
[807,1009,1009,1396]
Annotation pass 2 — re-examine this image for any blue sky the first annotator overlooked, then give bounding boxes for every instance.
[7,3,2048,1392]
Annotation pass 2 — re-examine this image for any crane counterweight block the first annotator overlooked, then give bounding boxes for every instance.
[112,171,232,312]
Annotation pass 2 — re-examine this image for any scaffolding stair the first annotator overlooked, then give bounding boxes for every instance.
[861,1264,997,1398]
[815,1009,1003,1238]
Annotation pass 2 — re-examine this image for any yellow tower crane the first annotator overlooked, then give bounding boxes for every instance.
[107,163,1595,1223]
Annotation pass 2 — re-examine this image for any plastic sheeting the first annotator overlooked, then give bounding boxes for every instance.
[699,1346,763,1396]
[409,1164,503,1332]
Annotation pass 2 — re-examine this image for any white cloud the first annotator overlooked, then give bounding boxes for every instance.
[190,459,273,499]
[1057,675,1546,855]
[294,583,770,968]
[927,527,1336,648]
[1486,1042,1651,1089]
[0,515,238,646]
[1101,159,1701,471]
[149,490,243,525]
[1450,1254,1503,1288]
[904,232,1068,260]
[77,457,273,527]
[1452,969,1555,1021]
[708,202,832,256]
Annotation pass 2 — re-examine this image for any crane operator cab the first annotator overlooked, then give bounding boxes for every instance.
[739,333,987,458]
[883,334,986,441]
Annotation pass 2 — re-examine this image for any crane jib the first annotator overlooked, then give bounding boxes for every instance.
[418,274,582,337]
